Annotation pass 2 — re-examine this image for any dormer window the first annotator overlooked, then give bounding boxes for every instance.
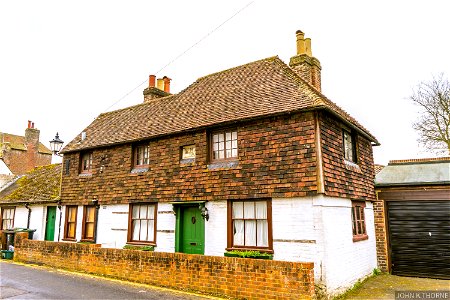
[80,152,93,174]
[343,129,357,163]
[134,143,150,167]
[211,130,238,162]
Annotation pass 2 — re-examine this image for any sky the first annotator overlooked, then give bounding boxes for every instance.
[1,0,449,165]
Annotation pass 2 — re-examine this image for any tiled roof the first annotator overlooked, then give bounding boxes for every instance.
[0,164,61,204]
[0,133,52,156]
[374,164,385,175]
[375,158,450,186]
[61,56,378,153]
[389,157,450,165]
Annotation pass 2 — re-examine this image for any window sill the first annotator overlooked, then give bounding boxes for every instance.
[180,158,195,165]
[353,234,368,242]
[131,167,149,174]
[344,159,362,173]
[225,247,274,254]
[126,241,156,246]
[62,238,77,242]
[78,173,92,177]
[208,160,239,170]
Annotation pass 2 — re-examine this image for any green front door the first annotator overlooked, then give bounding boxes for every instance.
[178,206,205,254]
[45,206,57,241]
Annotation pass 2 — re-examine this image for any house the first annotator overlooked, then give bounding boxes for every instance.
[59,31,379,295]
[0,164,62,244]
[374,157,450,279]
[0,121,53,176]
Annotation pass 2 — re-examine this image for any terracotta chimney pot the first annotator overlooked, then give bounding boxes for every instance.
[157,78,164,90]
[149,75,156,88]
[163,76,171,93]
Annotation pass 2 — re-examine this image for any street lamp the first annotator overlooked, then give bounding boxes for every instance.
[49,132,64,156]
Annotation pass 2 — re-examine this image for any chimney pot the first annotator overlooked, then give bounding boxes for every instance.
[163,76,171,93]
[156,78,164,90]
[149,75,156,88]
[31,122,35,129]
[296,30,306,55]
[28,120,32,128]
[305,38,312,56]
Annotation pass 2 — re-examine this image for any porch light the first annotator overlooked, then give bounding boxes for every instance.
[49,132,64,156]
[199,203,209,221]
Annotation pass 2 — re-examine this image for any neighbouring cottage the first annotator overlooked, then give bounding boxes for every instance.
[0,164,62,245]
[0,121,52,176]
[59,31,379,295]
[374,157,450,280]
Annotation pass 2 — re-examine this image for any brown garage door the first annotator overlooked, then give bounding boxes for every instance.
[387,200,450,279]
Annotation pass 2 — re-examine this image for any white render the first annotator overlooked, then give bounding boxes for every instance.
[59,195,376,295]
[8,204,61,242]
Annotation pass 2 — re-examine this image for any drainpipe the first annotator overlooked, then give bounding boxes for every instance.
[57,201,62,242]
[25,203,31,229]
[92,199,100,244]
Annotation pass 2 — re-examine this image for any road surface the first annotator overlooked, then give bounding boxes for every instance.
[0,261,217,299]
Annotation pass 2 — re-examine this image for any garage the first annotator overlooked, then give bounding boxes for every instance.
[374,157,450,279]
[387,200,450,279]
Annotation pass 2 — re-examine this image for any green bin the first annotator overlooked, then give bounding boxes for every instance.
[1,250,14,259]
[14,228,36,239]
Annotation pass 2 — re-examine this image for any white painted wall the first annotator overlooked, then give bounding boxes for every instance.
[314,195,377,295]
[204,200,227,256]
[96,204,129,249]
[8,204,61,241]
[57,195,376,295]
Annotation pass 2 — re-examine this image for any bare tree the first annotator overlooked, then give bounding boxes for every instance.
[411,74,450,155]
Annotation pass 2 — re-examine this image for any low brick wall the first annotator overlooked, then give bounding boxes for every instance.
[13,233,314,299]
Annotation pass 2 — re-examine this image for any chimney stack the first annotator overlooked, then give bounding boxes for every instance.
[24,121,40,171]
[289,30,322,91]
[143,74,172,103]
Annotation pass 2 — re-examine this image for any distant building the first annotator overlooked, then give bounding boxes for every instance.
[0,121,52,176]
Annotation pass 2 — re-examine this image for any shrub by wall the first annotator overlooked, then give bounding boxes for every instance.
[13,233,314,299]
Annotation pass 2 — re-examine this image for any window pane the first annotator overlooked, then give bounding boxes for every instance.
[232,202,243,218]
[141,220,148,240]
[226,141,231,150]
[147,205,155,219]
[132,205,139,219]
[68,223,76,238]
[245,220,256,246]
[232,131,237,140]
[244,202,255,218]
[232,140,237,149]
[147,220,154,241]
[86,223,94,238]
[218,133,224,142]
[233,220,244,245]
[87,207,95,222]
[255,201,267,219]
[257,220,268,247]
[218,150,224,159]
[132,220,140,240]
[218,142,224,151]
[213,134,218,143]
[226,132,231,141]
[140,205,147,219]
[226,149,232,158]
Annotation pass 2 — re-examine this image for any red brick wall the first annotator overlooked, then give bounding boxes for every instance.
[61,112,318,204]
[373,196,388,272]
[14,234,315,300]
[3,149,51,175]
[320,112,376,200]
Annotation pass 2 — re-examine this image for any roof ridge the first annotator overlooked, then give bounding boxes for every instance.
[389,157,450,165]
[196,56,279,82]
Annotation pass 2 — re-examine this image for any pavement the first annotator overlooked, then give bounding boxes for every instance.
[0,260,222,299]
[341,273,450,300]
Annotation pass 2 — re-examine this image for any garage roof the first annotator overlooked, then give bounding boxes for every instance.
[375,157,450,186]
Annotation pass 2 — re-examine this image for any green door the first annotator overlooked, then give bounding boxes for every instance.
[45,206,57,241]
[178,206,205,254]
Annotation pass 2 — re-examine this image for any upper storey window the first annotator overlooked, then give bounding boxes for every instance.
[343,129,357,163]
[80,152,93,174]
[134,144,150,167]
[211,130,238,162]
